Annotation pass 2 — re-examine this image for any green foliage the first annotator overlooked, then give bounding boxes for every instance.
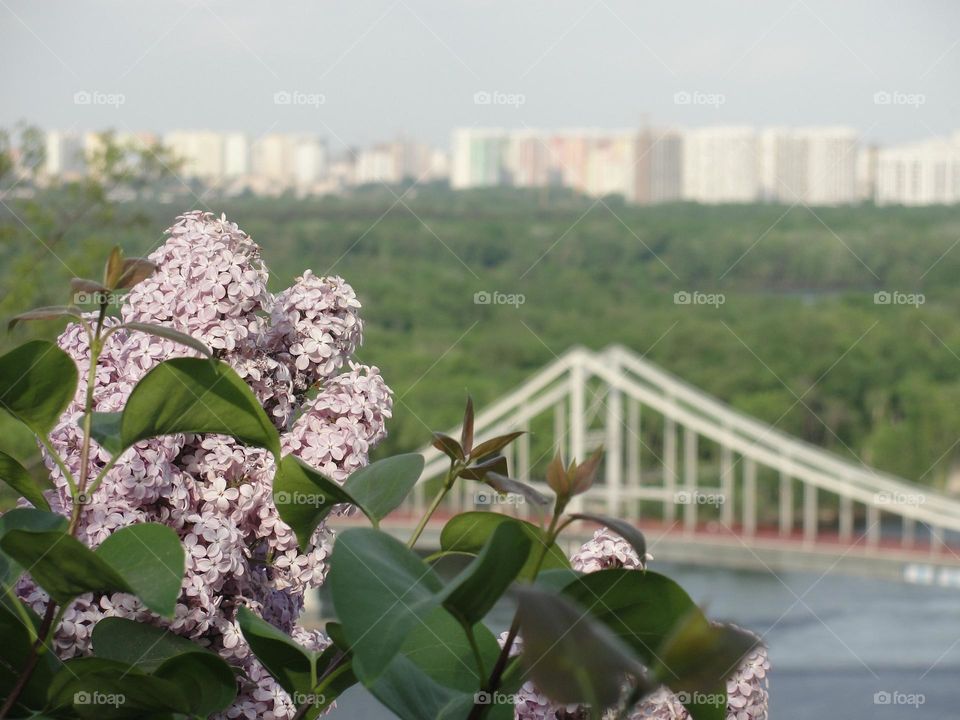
[514,585,648,708]
[1,523,184,617]
[343,453,425,521]
[440,512,571,579]
[0,340,78,436]
[329,528,443,680]
[120,357,281,460]
[0,450,49,511]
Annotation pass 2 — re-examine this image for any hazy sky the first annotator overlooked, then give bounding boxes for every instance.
[2,0,957,149]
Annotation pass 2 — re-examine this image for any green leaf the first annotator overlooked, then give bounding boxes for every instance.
[1,524,184,617]
[329,528,442,681]
[92,617,216,672]
[514,586,649,708]
[440,512,570,580]
[120,322,212,358]
[92,617,237,715]
[87,412,124,455]
[153,651,237,715]
[0,340,78,435]
[0,508,67,588]
[343,453,424,522]
[652,612,758,720]
[368,608,505,720]
[237,605,316,694]
[439,521,531,625]
[7,305,83,331]
[562,569,698,666]
[568,513,646,564]
[121,357,281,461]
[47,657,190,718]
[0,450,49,511]
[95,524,185,618]
[0,529,130,605]
[274,455,364,550]
[470,431,524,459]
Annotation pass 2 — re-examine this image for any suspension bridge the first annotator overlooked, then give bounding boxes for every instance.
[365,345,960,583]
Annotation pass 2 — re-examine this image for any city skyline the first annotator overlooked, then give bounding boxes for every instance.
[34,122,960,206]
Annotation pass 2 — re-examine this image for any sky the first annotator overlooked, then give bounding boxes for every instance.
[1,0,958,150]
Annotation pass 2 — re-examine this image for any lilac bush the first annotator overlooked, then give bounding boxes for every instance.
[14,211,392,718]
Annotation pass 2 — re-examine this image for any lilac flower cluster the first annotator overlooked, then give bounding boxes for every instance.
[15,211,392,719]
[507,529,770,720]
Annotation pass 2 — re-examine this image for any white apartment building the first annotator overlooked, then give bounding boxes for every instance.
[632,128,683,204]
[450,128,508,189]
[583,133,636,199]
[759,127,858,205]
[875,133,960,206]
[682,126,759,203]
[43,130,86,178]
[164,130,225,181]
[223,133,249,179]
[292,136,328,188]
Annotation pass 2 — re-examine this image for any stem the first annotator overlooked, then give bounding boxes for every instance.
[37,436,77,499]
[0,601,56,719]
[290,654,352,720]
[406,461,459,549]
[468,511,564,720]
[68,305,104,534]
[3,585,36,643]
[464,623,487,681]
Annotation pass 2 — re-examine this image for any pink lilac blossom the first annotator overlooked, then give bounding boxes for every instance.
[508,530,770,720]
[14,211,392,719]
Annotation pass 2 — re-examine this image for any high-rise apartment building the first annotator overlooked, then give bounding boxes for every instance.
[682,126,759,203]
[876,133,960,206]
